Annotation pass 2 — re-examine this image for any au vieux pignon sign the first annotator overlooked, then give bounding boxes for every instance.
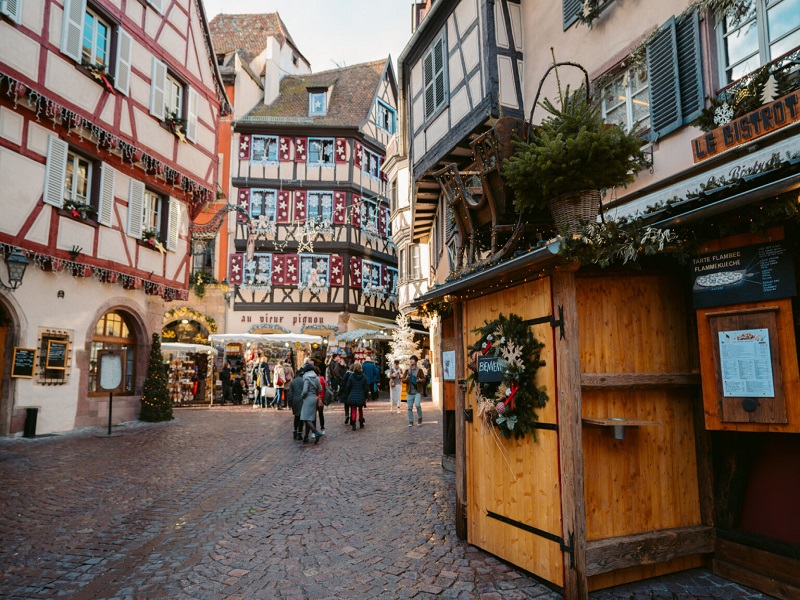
[691,90,800,163]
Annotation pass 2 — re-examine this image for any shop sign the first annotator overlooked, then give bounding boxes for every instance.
[691,90,800,163]
[692,242,796,308]
[237,312,328,327]
[477,356,504,383]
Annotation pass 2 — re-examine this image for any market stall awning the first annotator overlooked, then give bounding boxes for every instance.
[261,333,323,343]
[335,328,392,342]
[208,333,322,344]
[160,342,216,354]
[350,316,428,335]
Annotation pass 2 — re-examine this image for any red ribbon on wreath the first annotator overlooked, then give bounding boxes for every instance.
[481,334,494,355]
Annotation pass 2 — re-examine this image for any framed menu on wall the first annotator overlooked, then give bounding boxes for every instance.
[45,339,69,371]
[11,348,36,378]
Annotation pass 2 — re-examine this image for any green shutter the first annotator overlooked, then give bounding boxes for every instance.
[563,0,582,30]
[646,16,681,141]
[676,11,705,124]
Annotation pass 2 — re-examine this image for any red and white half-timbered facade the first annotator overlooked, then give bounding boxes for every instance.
[0,0,228,434]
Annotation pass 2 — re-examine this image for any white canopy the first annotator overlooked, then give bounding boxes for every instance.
[160,342,216,354]
[336,328,392,342]
[208,332,322,345]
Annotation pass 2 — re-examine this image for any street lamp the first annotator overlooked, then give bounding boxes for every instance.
[0,250,29,292]
[220,278,234,307]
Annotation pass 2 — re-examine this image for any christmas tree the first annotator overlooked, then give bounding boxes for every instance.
[139,333,173,422]
[388,314,420,370]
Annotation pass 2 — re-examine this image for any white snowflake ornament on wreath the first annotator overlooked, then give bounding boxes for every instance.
[713,102,734,126]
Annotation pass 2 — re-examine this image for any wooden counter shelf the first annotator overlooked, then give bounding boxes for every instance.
[581,372,701,390]
[582,417,662,440]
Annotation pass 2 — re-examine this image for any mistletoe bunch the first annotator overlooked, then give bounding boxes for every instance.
[467,313,548,439]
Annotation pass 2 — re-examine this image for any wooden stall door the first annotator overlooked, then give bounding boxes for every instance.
[463,278,564,588]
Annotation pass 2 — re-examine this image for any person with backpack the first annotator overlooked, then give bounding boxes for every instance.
[404,355,427,427]
[340,362,370,430]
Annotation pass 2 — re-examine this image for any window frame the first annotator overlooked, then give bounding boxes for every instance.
[164,72,184,120]
[89,311,137,395]
[82,6,111,69]
[362,147,382,179]
[251,135,279,164]
[191,237,215,278]
[64,150,94,207]
[600,67,651,134]
[249,189,278,221]
[422,32,448,121]
[716,0,800,84]
[306,191,334,222]
[410,244,421,280]
[142,188,164,237]
[309,91,328,116]
[376,99,397,133]
[307,137,335,166]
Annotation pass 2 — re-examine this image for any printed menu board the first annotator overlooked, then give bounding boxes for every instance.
[692,242,796,308]
[718,328,775,398]
[11,348,36,378]
[45,340,69,370]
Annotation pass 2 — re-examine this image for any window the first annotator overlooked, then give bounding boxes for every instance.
[718,0,800,83]
[399,247,406,279]
[410,244,421,279]
[376,100,396,133]
[601,68,650,133]
[192,238,214,277]
[165,73,183,119]
[309,91,327,115]
[250,189,277,220]
[308,138,334,165]
[307,192,333,222]
[64,151,92,205]
[390,179,398,213]
[143,189,163,235]
[243,253,272,287]
[90,311,137,394]
[0,0,22,23]
[251,136,278,164]
[82,8,109,68]
[362,148,381,179]
[423,33,447,119]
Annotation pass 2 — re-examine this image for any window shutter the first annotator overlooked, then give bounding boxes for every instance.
[115,29,133,96]
[149,58,167,120]
[1,0,22,23]
[563,0,582,30]
[350,256,362,288]
[167,199,180,251]
[434,38,446,108]
[285,254,299,286]
[60,0,86,62]
[147,0,163,15]
[186,87,199,143]
[229,253,244,285]
[127,179,145,239]
[676,11,704,125]
[97,163,115,226]
[646,17,682,141]
[293,190,307,222]
[423,52,434,118]
[43,135,68,208]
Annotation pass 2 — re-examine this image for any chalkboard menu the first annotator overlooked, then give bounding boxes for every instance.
[45,340,69,370]
[11,348,36,378]
[477,356,504,383]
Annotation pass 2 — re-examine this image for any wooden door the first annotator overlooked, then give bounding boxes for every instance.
[462,278,565,588]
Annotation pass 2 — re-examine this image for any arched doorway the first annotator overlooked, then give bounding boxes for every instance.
[89,311,138,395]
[162,319,210,344]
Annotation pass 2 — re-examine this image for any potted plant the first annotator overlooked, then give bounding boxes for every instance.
[63,199,98,221]
[503,73,644,234]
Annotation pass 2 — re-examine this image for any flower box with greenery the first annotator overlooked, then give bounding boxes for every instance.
[62,199,98,221]
[503,63,645,234]
[165,109,187,143]
[80,59,115,93]
[141,228,167,253]
[188,271,218,299]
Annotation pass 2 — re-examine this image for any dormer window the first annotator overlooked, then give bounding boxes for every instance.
[309,90,327,116]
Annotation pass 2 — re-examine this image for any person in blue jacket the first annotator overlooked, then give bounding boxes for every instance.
[361,356,380,401]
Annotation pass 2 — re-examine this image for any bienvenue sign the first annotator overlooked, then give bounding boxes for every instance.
[477,356,504,383]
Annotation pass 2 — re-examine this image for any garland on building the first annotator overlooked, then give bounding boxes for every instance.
[164,307,218,332]
[140,333,174,422]
[466,314,548,440]
[578,0,748,28]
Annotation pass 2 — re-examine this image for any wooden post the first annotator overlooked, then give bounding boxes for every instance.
[454,300,468,540]
[552,272,588,599]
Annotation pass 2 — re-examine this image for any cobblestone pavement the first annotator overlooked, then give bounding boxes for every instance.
[0,400,772,599]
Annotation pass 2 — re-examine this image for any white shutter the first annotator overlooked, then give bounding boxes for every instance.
[147,0,163,14]
[115,29,133,96]
[166,199,180,251]
[127,179,145,239]
[1,0,23,24]
[60,0,86,62]
[97,163,115,226]
[43,135,68,208]
[149,58,167,120]
[186,87,199,143]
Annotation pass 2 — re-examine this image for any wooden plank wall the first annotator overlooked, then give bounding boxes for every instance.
[463,278,564,587]
[576,274,705,590]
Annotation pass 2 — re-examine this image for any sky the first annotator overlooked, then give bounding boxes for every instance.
[202,0,416,74]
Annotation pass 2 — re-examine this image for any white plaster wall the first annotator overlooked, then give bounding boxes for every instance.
[21,0,44,36]
[56,219,96,253]
[158,25,186,65]
[97,227,129,263]
[497,55,517,108]
[455,0,478,33]
[233,55,263,120]
[449,87,470,125]
[137,246,163,273]
[168,3,189,32]
[495,1,509,48]
[508,2,523,51]
[132,108,174,157]
[44,51,103,113]
[461,27,480,73]
[426,109,450,148]
[125,0,144,27]
[0,106,24,145]
[0,148,44,235]
[25,208,51,246]
[48,5,62,46]
[176,142,213,183]
[26,122,51,157]
[0,21,41,79]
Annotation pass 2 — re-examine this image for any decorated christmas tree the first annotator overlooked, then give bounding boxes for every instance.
[388,314,420,370]
[139,333,173,422]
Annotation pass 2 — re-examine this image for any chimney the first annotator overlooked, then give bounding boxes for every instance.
[263,36,281,105]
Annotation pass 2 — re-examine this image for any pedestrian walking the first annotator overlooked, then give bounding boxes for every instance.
[404,355,426,427]
[258,357,272,408]
[220,362,233,405]
[362,356,380,401]
[340,362,369,430]
[315,366,326,433]
[388,359,403,413]
[288,367,306,440]
[300,363,324,443]
[282,360,294,408]
[327,353,346,399]
[340,362,354,425]
[273,360,286,410]
[421,353,431,397]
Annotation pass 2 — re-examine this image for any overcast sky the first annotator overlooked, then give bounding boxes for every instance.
[202,0,416,74]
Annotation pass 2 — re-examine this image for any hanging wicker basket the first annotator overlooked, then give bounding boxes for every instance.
[548,189,601,235]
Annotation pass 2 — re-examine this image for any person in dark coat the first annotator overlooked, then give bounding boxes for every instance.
[288,365,308,440]
[339,363,354,425]
[340,362,370,430]
[220,362,232,405]
[362,357,380,401]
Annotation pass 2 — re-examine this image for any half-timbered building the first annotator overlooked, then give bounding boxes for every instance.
[226,59,399,342]
[0,0,228,434]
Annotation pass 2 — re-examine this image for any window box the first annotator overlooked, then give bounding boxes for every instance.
[56,207,100,228]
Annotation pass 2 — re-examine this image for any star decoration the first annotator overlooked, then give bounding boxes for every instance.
[332,266,340,275]
[296,142,305,153]
[232,263,241,274]
[280,141,288,153]
[240,139,249,152]
[288,263,297,274]
[279,200,287,210]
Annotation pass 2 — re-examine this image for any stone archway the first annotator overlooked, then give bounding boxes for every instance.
[0,292,28,435]
[162,307,217,343]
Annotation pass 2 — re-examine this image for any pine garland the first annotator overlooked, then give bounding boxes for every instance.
[140,333,174,422]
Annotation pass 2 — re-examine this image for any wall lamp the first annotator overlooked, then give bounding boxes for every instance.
[220,278,234,307]
[1,250,29,292]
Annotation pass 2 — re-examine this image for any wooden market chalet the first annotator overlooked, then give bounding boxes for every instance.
[402,0,800,599]
[225,59,400,328]
[0,0,227,434]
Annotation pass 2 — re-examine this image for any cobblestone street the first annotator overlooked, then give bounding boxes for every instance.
[0,400,771,599]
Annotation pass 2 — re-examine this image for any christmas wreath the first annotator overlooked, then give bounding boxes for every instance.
[467,313,548,439]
